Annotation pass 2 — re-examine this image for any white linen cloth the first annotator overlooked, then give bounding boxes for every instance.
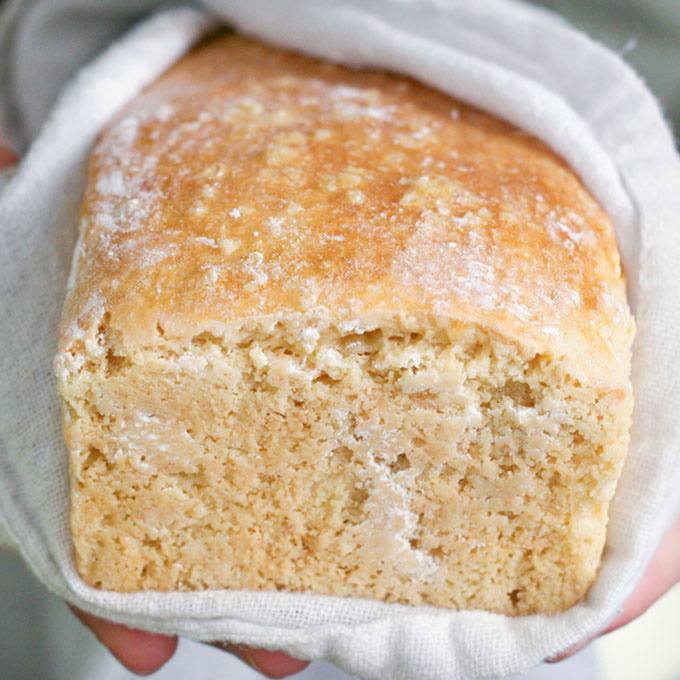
[1,2,679,679]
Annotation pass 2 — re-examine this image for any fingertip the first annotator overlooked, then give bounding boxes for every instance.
[111,629,178,676]
[545,638,591,664]
[248,648,310,678]
[545,651,569,664]
[0,145,17,168]
[221,644,309,678]
[72,608,177,675]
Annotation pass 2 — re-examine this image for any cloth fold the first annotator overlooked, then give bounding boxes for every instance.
[1,2,679,679]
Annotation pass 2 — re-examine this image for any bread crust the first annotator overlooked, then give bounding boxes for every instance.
[56,34,633,614]
[60,34,631,387]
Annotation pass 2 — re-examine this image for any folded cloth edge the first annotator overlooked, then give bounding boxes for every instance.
[1,2,679,679]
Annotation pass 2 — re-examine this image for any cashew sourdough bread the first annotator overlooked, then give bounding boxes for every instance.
[56,34,634,615]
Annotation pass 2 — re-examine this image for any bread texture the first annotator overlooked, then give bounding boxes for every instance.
[56,34,634,615]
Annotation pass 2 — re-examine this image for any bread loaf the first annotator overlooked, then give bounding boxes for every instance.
[56,34,634,615]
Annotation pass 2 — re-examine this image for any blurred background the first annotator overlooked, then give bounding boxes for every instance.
[534,0,680,139]
[1,1,678,679]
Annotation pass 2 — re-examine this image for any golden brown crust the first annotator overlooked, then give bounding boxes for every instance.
[61,33,631,387]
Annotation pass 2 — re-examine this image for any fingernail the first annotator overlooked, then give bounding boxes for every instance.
[546,638,590,663]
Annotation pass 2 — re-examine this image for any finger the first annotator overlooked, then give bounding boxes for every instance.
[212,642,310,678]
[247,647,310,678]
[549,517,680,662]
[546,637,595,664]
[603,517,680,634]
[71,607,177,676]
[0,145,17,168]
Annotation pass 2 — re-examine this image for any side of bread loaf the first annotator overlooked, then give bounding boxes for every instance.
[56,35,633,615]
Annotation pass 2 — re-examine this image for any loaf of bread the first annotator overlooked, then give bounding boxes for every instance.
[56,34,634,615]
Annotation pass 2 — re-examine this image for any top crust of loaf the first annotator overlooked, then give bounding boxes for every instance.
[58,34,632,388]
